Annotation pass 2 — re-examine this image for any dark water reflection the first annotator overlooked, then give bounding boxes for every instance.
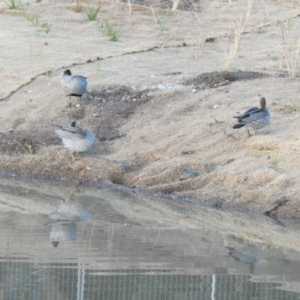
[1,177,300,299]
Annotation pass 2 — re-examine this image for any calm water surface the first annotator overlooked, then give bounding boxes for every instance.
[0,176,300,300]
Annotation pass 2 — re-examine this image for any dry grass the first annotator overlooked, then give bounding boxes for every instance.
[73,1,83,13]
[224,0,252,68]
[0,148,94,180]
[278,36,300,78]
[172,0,180,11]
[276,13,300,78]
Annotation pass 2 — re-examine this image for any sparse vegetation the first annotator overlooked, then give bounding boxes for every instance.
[269,156,279,168]
[4,0,21,10]
[15,141,35,155]
[41,22,52,34]
[283,16,292,29]
[278,18,300,78]
[101,20,122,41]
[284,103,300,112]
[157,17,167,35]
[26,13,52,34]
[84,2,101,21]
[224,0,252,68]
[96,61,101,73]
[26,12,39,26]
[74,0,83,12]
[284,38,300,78]
[150,5,169,35]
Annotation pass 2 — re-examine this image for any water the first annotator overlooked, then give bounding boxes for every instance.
[1,176,300,299]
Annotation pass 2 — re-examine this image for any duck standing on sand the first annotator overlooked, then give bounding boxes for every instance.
[233,97,271,137]
[54,121,95,152]
[60,69,87,99]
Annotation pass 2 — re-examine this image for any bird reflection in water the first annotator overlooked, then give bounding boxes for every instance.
[225,236,261,274]
[46,201,90,247]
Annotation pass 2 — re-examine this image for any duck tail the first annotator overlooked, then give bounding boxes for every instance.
[233,123,246,129]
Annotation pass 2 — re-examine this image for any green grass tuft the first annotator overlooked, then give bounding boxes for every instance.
[269,156,279,168]
[15,141,35,155]
[41,22,52,34]
[101,20,122,41]
[26,12,39,26]
[157,17,167,35]
[26,13,52,34]
[85,3,101,21]
[4,0,21,9]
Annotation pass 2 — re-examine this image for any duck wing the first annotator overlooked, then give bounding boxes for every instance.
[234,106,260,122]
[73,75,87,81]
[55,125,85,141]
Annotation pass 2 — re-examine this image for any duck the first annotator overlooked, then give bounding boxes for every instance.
[60,69,87,99]
[233,97,271,137]
[54,121,95,152]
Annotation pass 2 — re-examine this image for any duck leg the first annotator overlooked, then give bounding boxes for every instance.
[247,129,252,138]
